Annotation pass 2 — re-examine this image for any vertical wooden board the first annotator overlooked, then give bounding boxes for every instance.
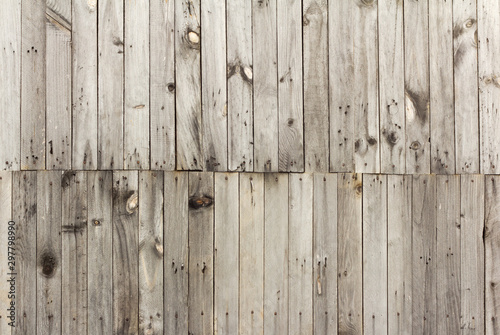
[277,0,303,172]
[0,173,12,335]
[36,172,62,334]
[436,175,461,334]
[124,0,149,169]
[288,174,313,334]
[239,173,264,334]
[21,0,45,170]
[98,0,123,169]
[150,0,175,170]
[379,0,405,174]
[61,172,88,334]
[337,173,362,334]
[112,171,139,334]
[461,175,485,333]
[404,0,430,174]
[387,175,412,335]
[139,171,164,334]
[0,0,20,170]
[363,175,387,334]
[214,173,239,334]
[253,0,278,172]
[412,175,437,334]
[12,172,37,335]
[454,0,479,173]
[227,0,253,172]
[188,172,214,335]
[87,171,113,335]
[264,173,288,334]
[303,0,328,172]
[72,0,98,170]
[175,0,202,170]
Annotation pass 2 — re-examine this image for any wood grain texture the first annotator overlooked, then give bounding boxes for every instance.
[0,172,12,335]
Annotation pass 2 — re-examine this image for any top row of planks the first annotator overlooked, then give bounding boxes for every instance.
[1,0,499,173]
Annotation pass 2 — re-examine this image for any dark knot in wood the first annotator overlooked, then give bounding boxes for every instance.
[39,251,57,278]
[189,195,213,209]
[410,141,421,150]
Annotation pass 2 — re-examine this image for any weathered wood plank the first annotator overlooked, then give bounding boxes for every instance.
[460,175,485,333]
[98,0,123,169]
[337,173,363,334]
[112,171,139,334]
[150,0,175,170]
[139,171,164,334]
[303,0,328,172]
[253,0,278,172]
[264,173,289,334]
[239,173,264,334]
[227,0,253,172]
[175,0,202,170]
[0,172,12,335]
[164,172,189,334]
[188,172,214,334]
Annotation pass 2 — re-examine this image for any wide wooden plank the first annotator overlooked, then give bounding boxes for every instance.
[253,0,278,172]
[337,173,363,333]
[239,173,264,334]
[112,171,139,334]
[150,0,175,170]
[87,171,113,335]
[175,0,202,170]
[188,172,214,335]
[303,0,328,172]
[264,173,289,334]
[461,175,485,333]
[227,0,253,172]
[404,0,430,173]
[98,0,123,169]
[0,172,12,335]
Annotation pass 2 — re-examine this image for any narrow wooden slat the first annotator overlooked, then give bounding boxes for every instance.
[404,0,430,173]
[460,175,485,333]
[227,0,253,172]
[363,174,387,334]
[0,172,12,335]
[337,173,362,333]
[150,0,175,170]
[175,0,202,170]
[124,0,149,169]
[264,173,289,334]
[112,171,139,334]
[87,171,113,335]
[164,172,189,334]
[36,172,62,334]
[98,0,124,169]
[253,0,278,172]
[303,0,328,172]
[239,173,264,334]
[188,172,214,335]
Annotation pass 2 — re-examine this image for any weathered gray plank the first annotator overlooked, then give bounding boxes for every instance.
[124,0,149,169]
[112,171,139,334]
[253,0,278,172]
[214,173,239,334]
[0,172,12,335]
[264,173,289,334]
[227,0,253,172]
[150,0,175,170]
[188,172,214,334]
[337,173,363,334]
[98,0,123,169]
[239,173,264,334]
[175,0,202,170]
[460,175,485,333]
[303,0,328,172]
[404,0,430,173]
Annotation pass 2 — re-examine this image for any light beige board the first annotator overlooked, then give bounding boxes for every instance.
[0,173,12,335]
[303,0,328,172]
[239,173,264,334]
[214,173,239,334]
[227,0,253,172]
[150,0,175,170]
[139,172,164,334]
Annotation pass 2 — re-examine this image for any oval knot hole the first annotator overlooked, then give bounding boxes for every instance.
[410,141,421,150]
[189,196,213,209]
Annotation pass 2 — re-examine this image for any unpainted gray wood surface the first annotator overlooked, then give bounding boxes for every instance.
[0,172,12,335]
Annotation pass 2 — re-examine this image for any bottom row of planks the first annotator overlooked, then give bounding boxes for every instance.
[0,171,498,334]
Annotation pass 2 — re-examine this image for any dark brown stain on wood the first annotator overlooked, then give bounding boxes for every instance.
[189,195,213,209]
[39,250,57,278]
